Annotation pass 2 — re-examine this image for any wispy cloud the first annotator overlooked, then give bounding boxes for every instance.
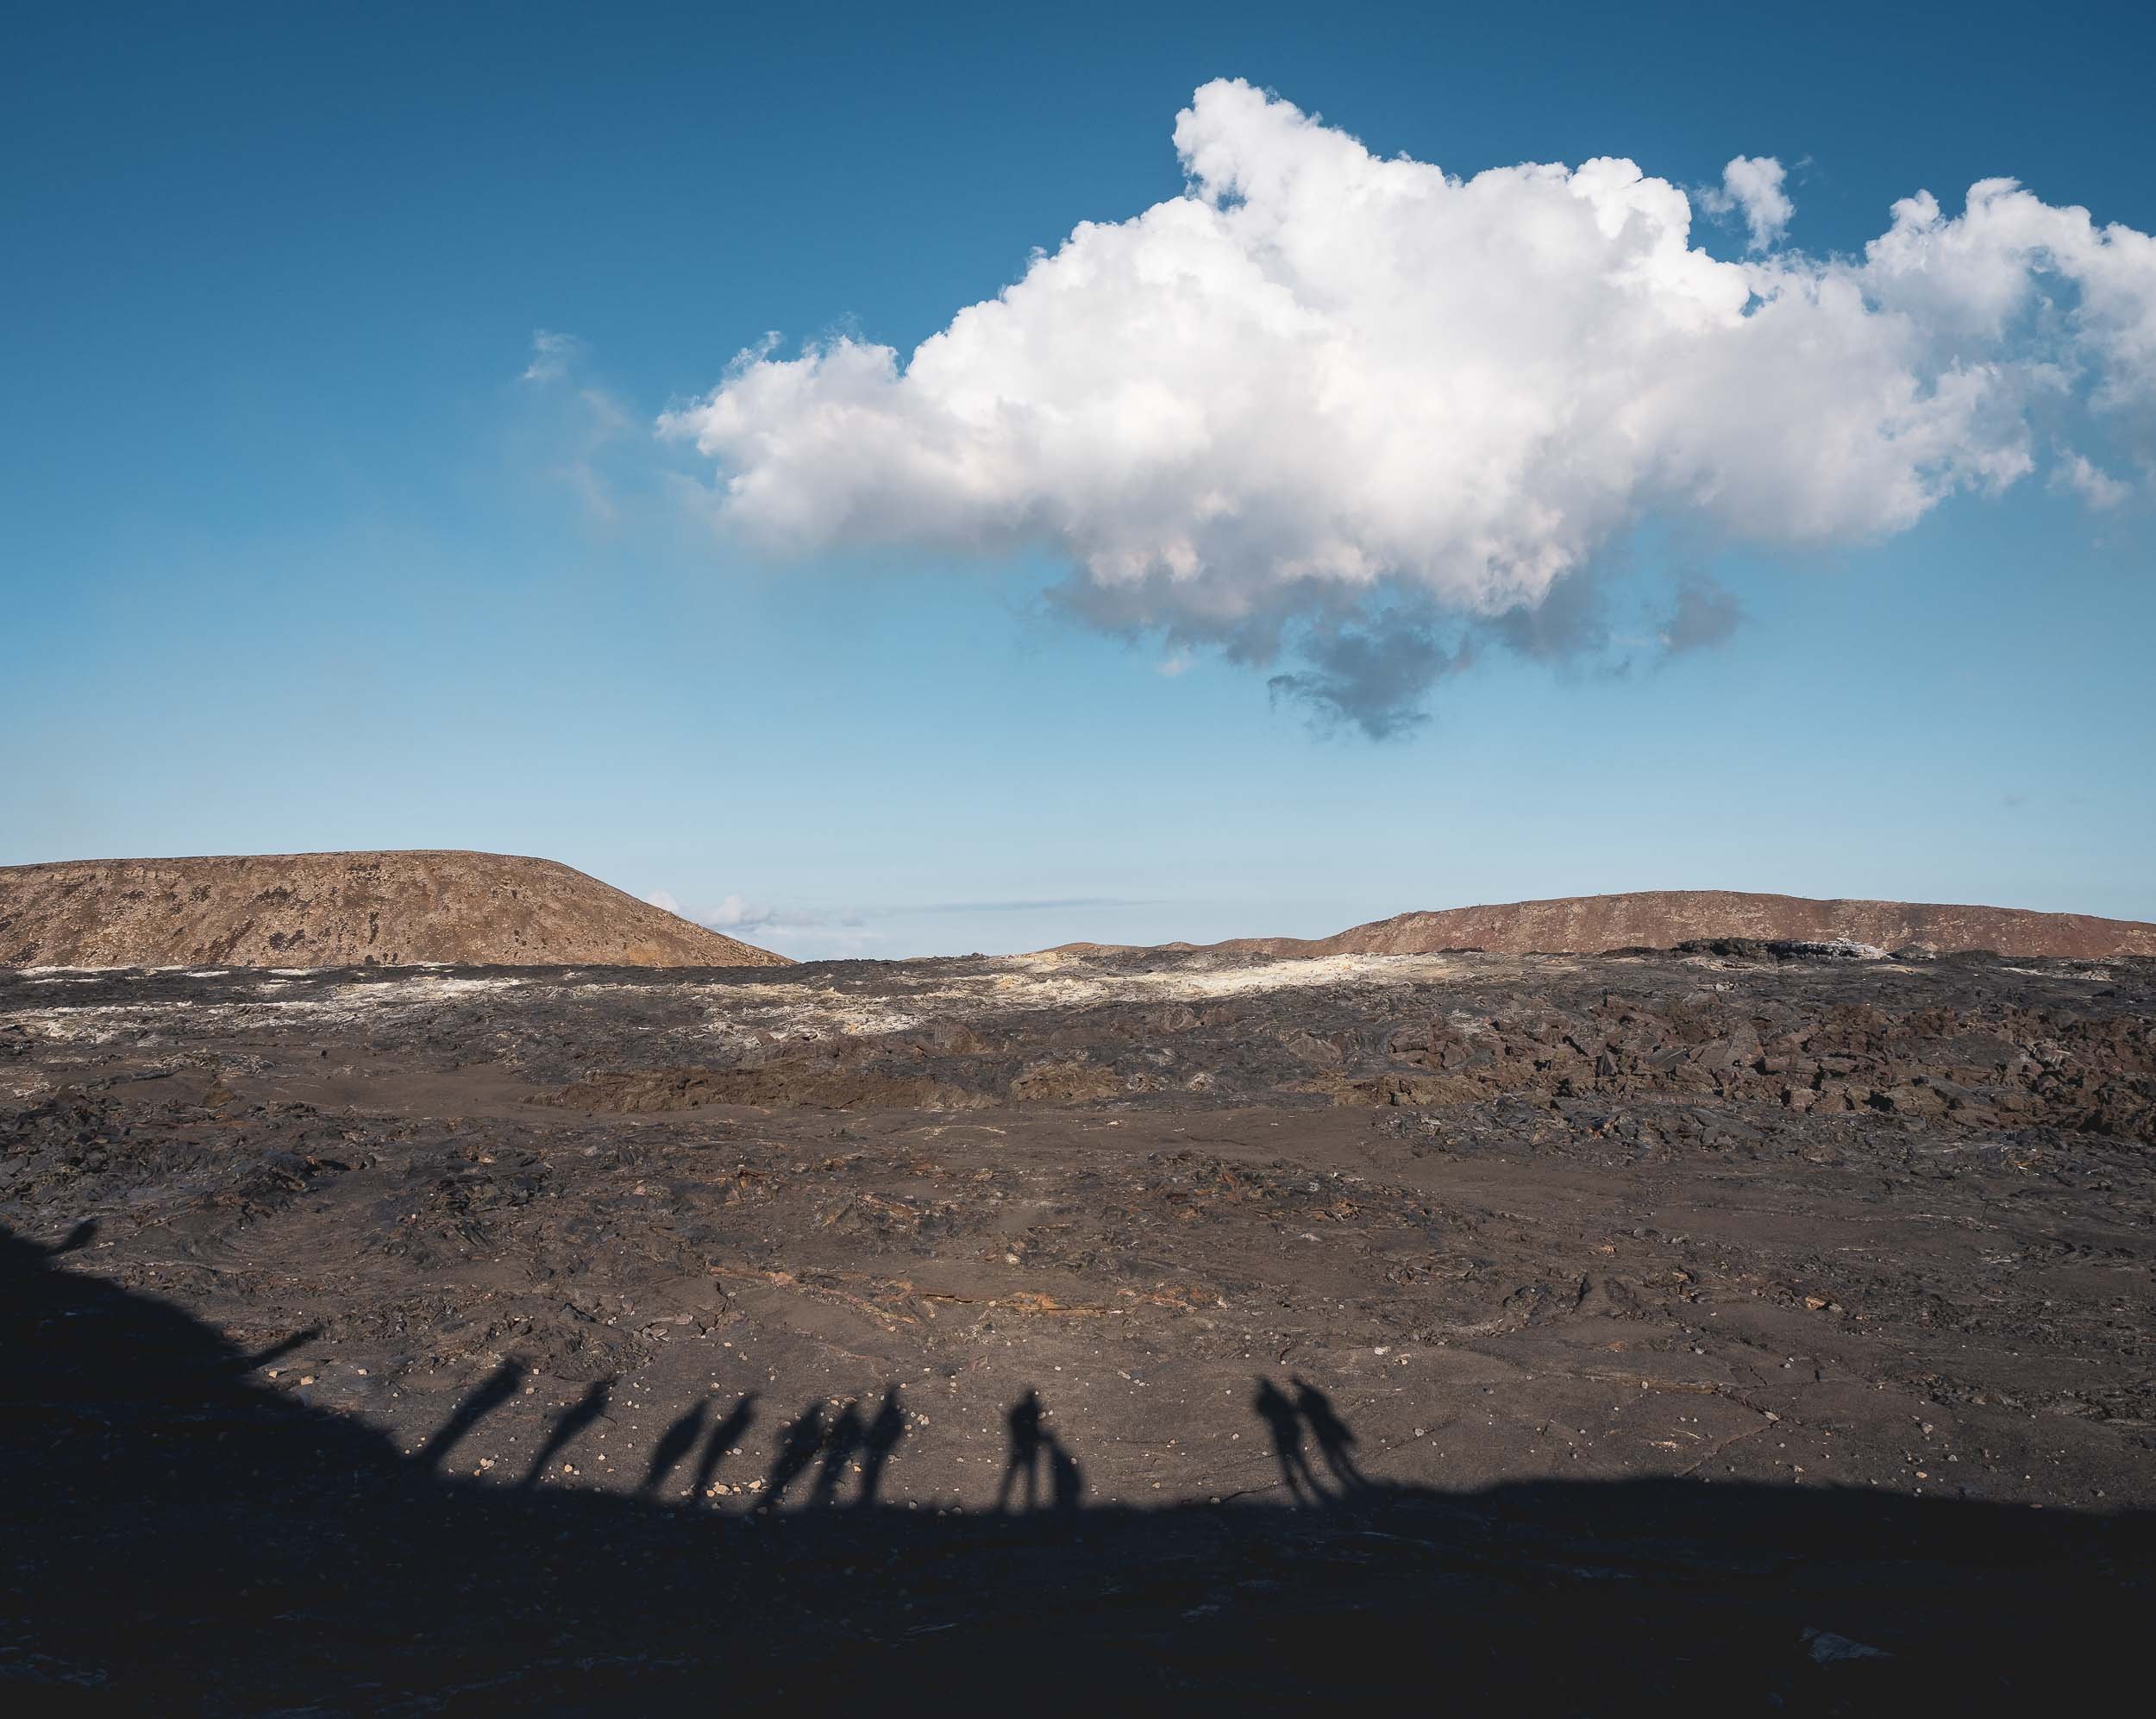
[649,890,880,959]
[654,892,865,933]
[1657,578,1743,656]
[649,889,1156,959]
[514,331,637,523]
[652,890,1144,926]
[521,329,581,384]
[899,897,1147,915]
[2050,452,2131,510]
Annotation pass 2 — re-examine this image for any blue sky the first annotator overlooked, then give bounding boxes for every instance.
[5,1,2153,957]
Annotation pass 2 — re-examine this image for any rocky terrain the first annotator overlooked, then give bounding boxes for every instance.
[1057,888,2156,960]
[0,850,787,969]
[4,940,2153,1710]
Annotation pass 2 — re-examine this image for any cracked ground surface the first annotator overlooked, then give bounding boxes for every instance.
[4,944,2153,1710]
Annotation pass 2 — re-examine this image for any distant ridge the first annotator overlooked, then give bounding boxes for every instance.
[1050,890,2156,961]
[0,851,790,969]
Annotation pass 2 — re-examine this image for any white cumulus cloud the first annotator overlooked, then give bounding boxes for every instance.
[661,79,2155,734]
[1703,155,1796,250]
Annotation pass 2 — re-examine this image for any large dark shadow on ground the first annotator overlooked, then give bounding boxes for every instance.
[3,1224,2148,1715]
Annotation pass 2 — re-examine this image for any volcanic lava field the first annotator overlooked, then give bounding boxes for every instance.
[6,943,2153,1710]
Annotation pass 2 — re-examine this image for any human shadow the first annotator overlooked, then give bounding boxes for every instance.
[756,1403,827,1511]
[856,1386,905,1507]
[642,1399,708,1496]
[1293,1376,1369,1496]
[811,1401,866,1507]
[688,1395,759,1503]
[1044,1430,1084,1516]
[236,1327,322,1375]
[520,1377,611,1485]
[996,1388,1044,1512]
[994,1390,1081,1518]
[1250,1375,1370,1503]
[423,1358,528,1471]
[1254,1376,1320,1501]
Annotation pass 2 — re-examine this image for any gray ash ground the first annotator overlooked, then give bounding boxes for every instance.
[4,944,2153,1711]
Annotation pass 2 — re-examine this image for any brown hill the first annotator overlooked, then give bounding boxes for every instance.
[0,851,789,969]
[1055,890,2156,961]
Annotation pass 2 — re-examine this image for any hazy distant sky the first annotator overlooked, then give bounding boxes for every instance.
[6,1,2153,957]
